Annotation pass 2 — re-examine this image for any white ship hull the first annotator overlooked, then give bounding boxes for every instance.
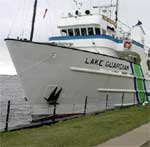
[6,39,150,115]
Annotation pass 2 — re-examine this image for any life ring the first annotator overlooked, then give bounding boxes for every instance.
[124,40,132,49]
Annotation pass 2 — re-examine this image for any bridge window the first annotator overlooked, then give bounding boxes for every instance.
[88,27,94,35]
[107,26,115,32]
[81,28,87,36]
[74,28,80,36]
[61,29,67,36]
[95,28,101,35]
[102,29,106,35]
[68,29,74,36]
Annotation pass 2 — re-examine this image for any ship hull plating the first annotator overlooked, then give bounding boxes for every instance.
[6,39,150,115]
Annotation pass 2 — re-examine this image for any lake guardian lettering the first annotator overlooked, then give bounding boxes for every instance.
[85,58,129,71]
[85,58,104,66]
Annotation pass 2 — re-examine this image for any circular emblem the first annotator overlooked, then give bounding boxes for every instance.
[124,40,132,49]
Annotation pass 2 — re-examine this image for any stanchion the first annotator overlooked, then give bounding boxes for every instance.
[5,100,11,132]
[52,102,57,123]
[121,93,125,108]
[133,92,136,105]
[83,96,88,115]
[106,94,109,110]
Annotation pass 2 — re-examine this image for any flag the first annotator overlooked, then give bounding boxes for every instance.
[43,8,48,19]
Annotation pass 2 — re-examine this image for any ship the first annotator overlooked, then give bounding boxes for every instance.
[5,0,150,115]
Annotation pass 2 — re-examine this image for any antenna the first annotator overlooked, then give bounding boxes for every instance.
[93,5,116,15]
[110,0,113,18]
[93,5,116,9]
[115,0,119,28]
[30,0,37,42]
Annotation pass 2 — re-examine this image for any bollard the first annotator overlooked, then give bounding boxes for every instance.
[5,100,11,132]
[83,96,88,115]
[121,93,125,108]
[106,94,109,110]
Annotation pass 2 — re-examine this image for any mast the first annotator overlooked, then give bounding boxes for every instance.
[30,0,37,42]
[115,0,119,28]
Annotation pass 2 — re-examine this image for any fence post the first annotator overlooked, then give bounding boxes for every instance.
[5,100,11,132]
[121,92,125,108]
[83,96,88,115]
[106,94,109,110]
[52,102,57,124]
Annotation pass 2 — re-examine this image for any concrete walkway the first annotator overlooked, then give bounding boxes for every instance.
[98,123,150,147]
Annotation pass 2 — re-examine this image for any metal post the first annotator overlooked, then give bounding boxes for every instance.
[121,92,124,108]
[52,102,57,123]
[83,96,88,115]
[30,0,37,42]
[5,100,11,132]
[133,92,136,105]
[115,0,119,28]
[106,94,109,110]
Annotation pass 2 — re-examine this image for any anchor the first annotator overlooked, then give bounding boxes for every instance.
[44,87,62,105]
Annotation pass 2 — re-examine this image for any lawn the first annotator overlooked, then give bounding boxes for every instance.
[1,105,150,147]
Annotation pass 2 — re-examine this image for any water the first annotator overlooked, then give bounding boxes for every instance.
[0,75,136,131]
[0,75,32,131]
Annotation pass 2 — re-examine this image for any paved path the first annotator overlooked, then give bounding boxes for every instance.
[97,123,150,147]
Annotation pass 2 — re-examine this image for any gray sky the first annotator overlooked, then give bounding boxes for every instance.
[0,0,150,75]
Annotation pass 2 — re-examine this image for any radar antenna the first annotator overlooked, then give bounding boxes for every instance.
[93,0,119,28]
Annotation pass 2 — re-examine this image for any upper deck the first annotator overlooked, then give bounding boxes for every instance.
[58,14,116,28]
[57,13,117,39]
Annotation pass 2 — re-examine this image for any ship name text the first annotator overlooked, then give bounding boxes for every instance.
[85,58,129,71]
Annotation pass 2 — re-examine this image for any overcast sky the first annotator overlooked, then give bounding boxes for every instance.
[0,0,150,75]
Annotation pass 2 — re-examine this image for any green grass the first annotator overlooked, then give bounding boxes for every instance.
[1,105,150,147]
